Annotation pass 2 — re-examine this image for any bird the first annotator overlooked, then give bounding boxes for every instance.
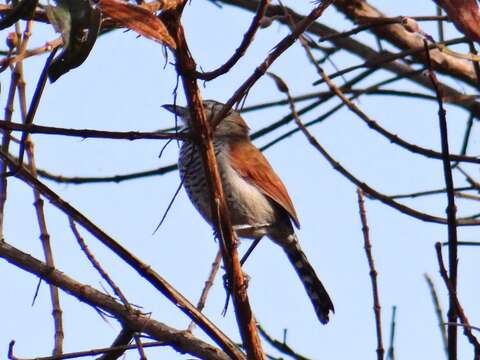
[163,100,334,324]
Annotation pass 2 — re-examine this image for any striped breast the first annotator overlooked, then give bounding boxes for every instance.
[178,140,214,224]
[178,139,278,239]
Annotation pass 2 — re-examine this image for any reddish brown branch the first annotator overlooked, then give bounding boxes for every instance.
[163,4,262,358]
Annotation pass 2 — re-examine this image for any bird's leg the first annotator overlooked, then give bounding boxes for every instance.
[220,235,263,316]
[240,237,262,266]
[232,223,269,266]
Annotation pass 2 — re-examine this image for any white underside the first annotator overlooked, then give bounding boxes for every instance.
[216,147,277,239]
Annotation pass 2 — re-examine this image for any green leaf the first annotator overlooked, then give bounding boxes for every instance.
[45,3,72,47]
[47,0,101,82]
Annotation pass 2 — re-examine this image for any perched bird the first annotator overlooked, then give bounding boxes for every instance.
[163,100,334,324]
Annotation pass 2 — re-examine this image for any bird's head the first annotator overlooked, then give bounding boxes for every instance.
[162,100,249,138]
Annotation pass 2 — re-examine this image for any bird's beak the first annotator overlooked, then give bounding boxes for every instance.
[162,104,188,117]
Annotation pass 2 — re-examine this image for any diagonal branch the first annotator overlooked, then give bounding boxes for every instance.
[0,149,245,360]
[218,0,480,118]
[0,240,231,360]
[435,243,480,358]
[162,4,263,358]
[196,0,269,80]
[333,0,478,87]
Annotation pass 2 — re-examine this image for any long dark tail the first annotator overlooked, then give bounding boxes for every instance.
[281,234,334,324]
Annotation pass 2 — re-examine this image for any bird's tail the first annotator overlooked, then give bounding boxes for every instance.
[281,234,334,324]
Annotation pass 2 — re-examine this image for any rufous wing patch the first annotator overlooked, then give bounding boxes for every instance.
[228,140,300,228]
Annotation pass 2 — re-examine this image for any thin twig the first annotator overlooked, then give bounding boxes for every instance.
[97,328,135,360]
[279,108,480,225]
[457,166,480,190]
[259,18,480,227]
[307,48,480,166]
[0,51,20,236]
[257,325,311,360]
[0,37,62,70]
[37,164,178,185]
[0,240,232,360]
[211,0,336,129]
[0,150,244,360]
[313,36,468,86]
[8,339,165,360]
[387,186,476,200]
[253,67,378,142]
[424,273,448,356]
[219,0,480,118]
[357,189,384,360]
[196,0,269,80]
[425,40,459,360]
[188,250,223,332]
[17,47,58,167]
[318,15,449,44]
[444,323,480,334]
[455,192,480,201]
[0,121,186,141]
[436,6,444,43]
[14,19,64,356]
[386,306,397,360]
[452,113,475,169]
[69,220,146,360]
[435,243,480,358]
[468,41,480,87]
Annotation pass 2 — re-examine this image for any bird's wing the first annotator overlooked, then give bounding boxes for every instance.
[228,140,300,228]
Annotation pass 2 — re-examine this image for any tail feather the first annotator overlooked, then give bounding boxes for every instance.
[282,235,334,324]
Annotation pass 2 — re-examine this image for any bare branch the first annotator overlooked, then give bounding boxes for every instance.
[196,0,270,80]
[357,189,384,360]
[424,274,449,356]
[0,240,231,360]
[435,243,480,358]
[162,4,263,357]
[0,121,186,141]
[0,150,244,360]
[425,41,459,360]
